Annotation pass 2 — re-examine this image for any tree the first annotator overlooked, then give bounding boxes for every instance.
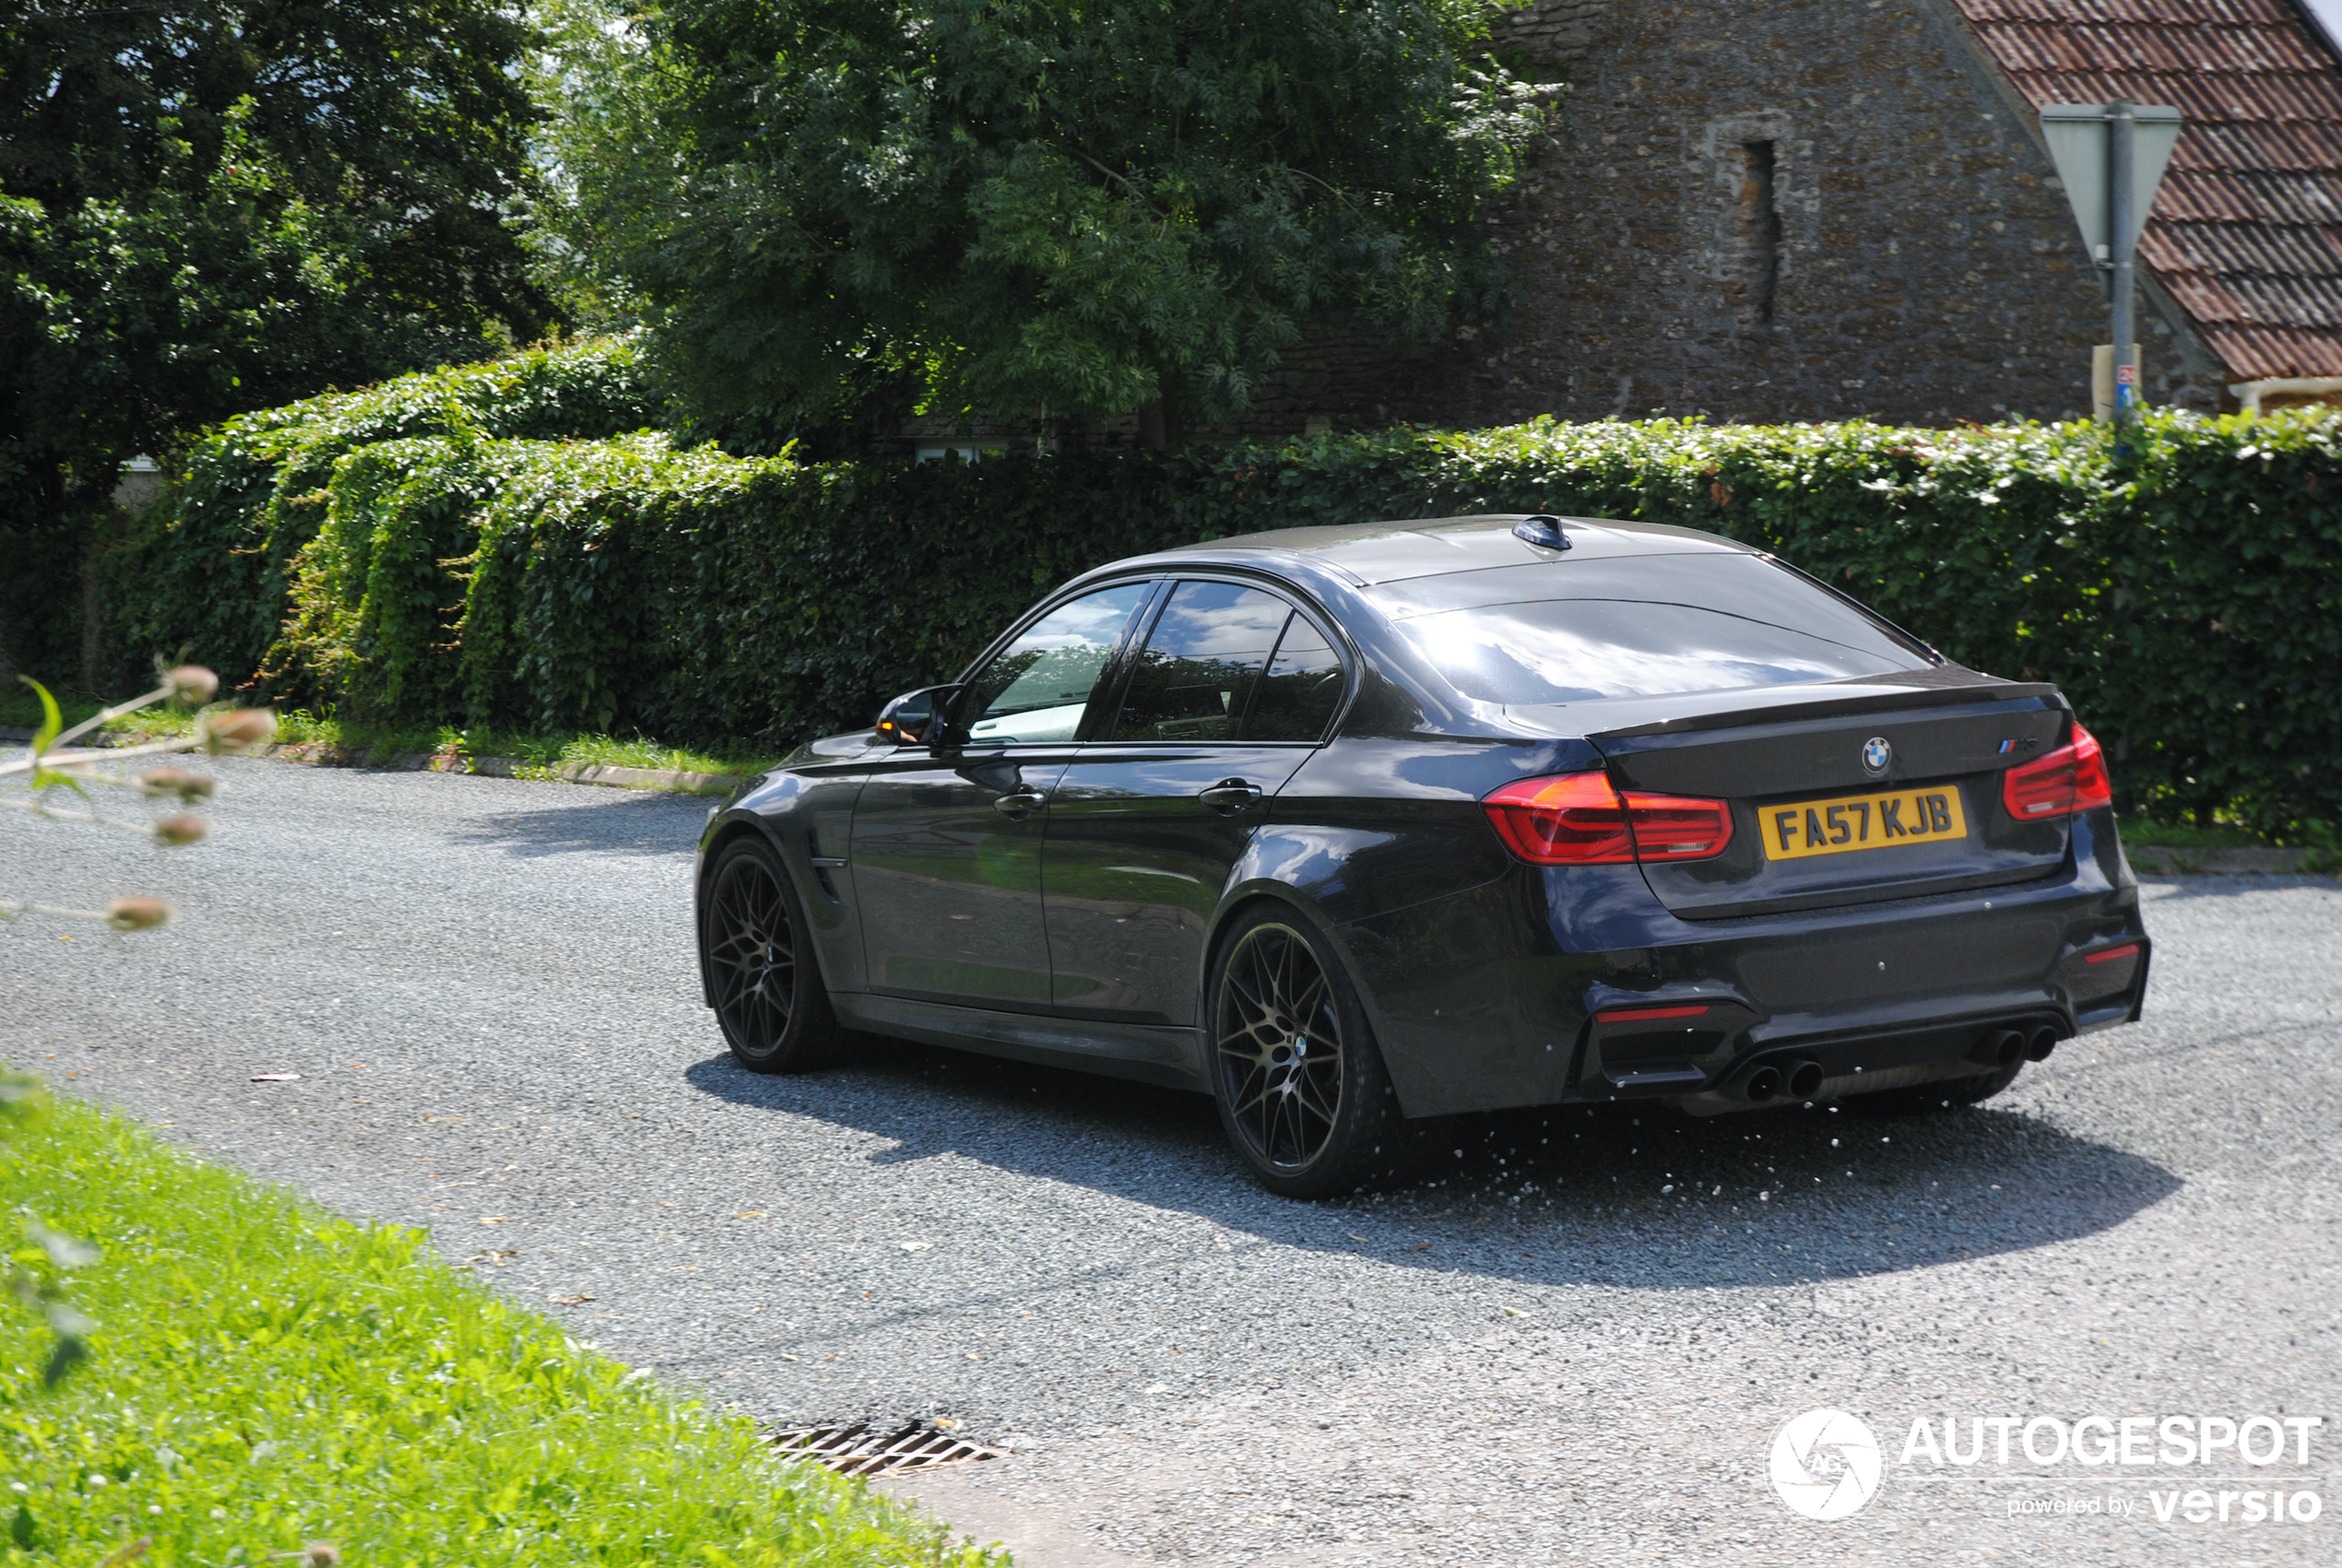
[554,0,1550,447]
[0,0,554,681]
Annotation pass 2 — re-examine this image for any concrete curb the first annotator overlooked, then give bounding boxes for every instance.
[429,752,740,796]
[1,726,743,798]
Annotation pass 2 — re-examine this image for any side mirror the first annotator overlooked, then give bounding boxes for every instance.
[874,684,963,747]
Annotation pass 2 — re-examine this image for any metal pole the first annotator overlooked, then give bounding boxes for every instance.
[2108,100,2137,427]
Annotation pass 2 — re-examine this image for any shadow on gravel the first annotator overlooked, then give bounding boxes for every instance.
[440,791,709,860]
[683,1038,2182,1292]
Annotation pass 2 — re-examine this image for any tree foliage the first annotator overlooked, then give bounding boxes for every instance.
[0,0,556,669]
[552,0,1551,443]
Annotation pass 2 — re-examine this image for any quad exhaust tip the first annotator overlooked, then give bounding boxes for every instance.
[1979,1024,2063,1068]
[1734,1025,2063,1108]
[1742,1057,1826,1103]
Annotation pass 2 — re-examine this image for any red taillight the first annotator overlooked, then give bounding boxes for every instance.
[1484,772,1633,863]
[2002,724,2115,821]
[1627,793,1737,860]
[2083,941,2141,965]
[1483,772,1733,866]
[1595,1005,1711,1023]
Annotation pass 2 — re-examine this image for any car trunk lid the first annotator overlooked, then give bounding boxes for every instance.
[1579,673,2074,919]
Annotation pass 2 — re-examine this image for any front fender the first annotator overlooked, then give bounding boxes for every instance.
[695,764,870,1005]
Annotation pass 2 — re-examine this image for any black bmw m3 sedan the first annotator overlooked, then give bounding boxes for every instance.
[694,514,2149,1197]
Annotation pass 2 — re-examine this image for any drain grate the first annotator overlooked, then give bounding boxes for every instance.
[769,1421,1004,1478]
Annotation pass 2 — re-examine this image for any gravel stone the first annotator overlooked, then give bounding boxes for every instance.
[4,758,2336,1565]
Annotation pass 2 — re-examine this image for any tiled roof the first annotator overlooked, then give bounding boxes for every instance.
[1954,0,2342,380]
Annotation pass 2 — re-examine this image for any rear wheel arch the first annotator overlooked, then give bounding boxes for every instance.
[1201,899,1409,1197]
[1199,884,1409,1103]
[1200,888,1355,1026]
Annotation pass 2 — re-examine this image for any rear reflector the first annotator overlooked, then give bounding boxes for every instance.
[1483,772,1734,866]
[2083,941,2141,965]
[2002,724,2114,820]
[1595,1005,1712,1023]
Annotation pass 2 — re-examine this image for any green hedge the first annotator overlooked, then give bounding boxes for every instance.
[105,340,2342,841]
[104,335,667,698]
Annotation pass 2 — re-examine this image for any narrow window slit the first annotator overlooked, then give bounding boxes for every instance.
[1733,139,1781,323]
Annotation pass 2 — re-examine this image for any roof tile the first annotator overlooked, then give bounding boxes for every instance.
[1951,0,2342,378]
[2203,324,2342,376]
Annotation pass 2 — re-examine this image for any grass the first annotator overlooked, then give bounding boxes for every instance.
[1,687,783,782]
[0,688,107,734]
[2113,815,2277,851]
[0,1085,1003,1568]
[226,711,785,780]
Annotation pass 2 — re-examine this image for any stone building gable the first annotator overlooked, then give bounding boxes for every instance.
[1367,0,2235,428]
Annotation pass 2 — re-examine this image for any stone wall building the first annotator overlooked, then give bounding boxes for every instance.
[1252,0,2342,432]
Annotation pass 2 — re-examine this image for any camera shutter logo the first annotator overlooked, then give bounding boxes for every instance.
[1862,737,1892,776]
[1770,1408,1884,1520]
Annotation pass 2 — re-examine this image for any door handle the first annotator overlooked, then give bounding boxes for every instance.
[993,785,1049,819]
[1198,778,1263,815]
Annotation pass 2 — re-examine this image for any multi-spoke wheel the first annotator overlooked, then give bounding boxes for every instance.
[702,838,838,1072]
[1208,907,1402,1197]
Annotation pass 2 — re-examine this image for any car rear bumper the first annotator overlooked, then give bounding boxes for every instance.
[1568,878,2147,1113]
[1327,811,2147,1119]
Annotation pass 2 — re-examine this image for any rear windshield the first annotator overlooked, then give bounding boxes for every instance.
[1370,553,1935,705]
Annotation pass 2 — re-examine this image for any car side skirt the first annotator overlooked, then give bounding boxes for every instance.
[831,993,1207,1093]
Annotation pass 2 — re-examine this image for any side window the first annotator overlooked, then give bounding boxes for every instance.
[962,583,1152,745]
[1110,582,1289,742]
[1245,616,1345,741]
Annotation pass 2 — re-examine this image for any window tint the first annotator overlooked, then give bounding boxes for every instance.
[962,583,1152,744]
[1111,582,1289,742]
[1246,616,1344,741]
[1373,554,1934,705]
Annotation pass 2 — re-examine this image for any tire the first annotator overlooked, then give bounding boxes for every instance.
[1850,1059,2023,1117]
[1206,905,1403,1198]
[701,836,841,1073]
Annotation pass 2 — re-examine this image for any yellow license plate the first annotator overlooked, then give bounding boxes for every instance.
[1760,786,1969,861]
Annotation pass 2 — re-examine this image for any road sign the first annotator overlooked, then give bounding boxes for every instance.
[2040,103,2183,266]
[2039,102,2182,428]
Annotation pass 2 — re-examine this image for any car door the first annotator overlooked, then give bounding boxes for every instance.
[1043,579,1350,1023]
[849,582,1153,1010]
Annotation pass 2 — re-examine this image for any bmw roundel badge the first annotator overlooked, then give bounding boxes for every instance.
[1862,736,1892,776]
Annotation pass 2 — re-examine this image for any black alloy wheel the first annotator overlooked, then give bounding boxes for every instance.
[1209,907,1402,1197]
[704,838,838,1072]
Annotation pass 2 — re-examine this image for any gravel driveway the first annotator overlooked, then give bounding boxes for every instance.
[5,758,2336,1566]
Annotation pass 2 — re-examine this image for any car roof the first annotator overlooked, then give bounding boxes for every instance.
[1116,513,1755,588]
